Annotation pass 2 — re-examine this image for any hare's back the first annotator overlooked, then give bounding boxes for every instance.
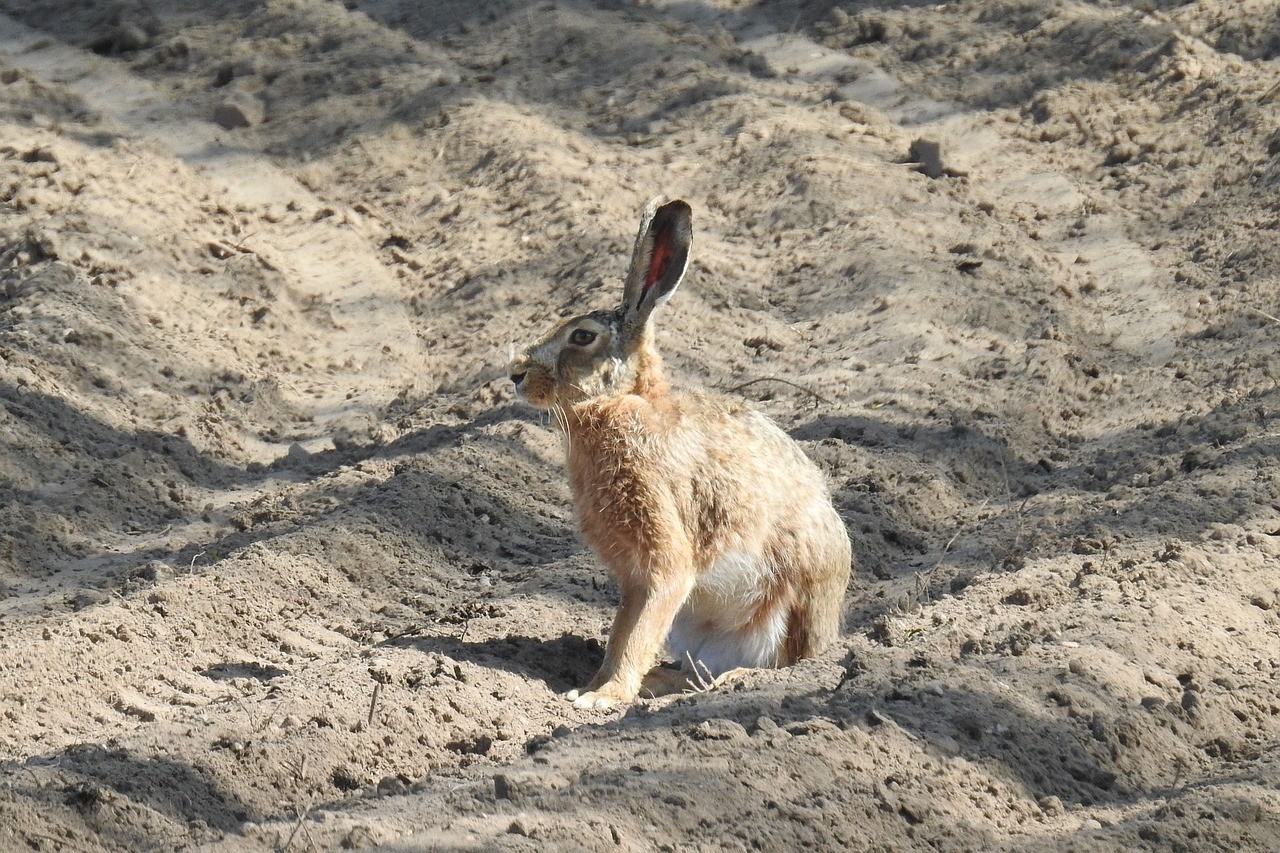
[664,390,830,499]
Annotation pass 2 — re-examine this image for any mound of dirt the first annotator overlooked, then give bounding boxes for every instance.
[1,0,1278,850]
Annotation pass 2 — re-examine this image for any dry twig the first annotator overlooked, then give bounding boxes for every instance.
[723,376,833,406]
[1245,305,1280,326]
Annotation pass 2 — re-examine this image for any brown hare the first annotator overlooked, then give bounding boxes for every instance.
[509,197,851,709]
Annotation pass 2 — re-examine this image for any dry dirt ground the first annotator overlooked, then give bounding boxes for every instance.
[1,0,1279,850]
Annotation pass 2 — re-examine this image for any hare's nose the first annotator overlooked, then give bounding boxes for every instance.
[510,371,527,386]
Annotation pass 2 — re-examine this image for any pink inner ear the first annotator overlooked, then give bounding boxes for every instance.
[644,221,674,292]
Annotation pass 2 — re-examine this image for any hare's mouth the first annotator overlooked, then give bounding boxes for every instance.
[512,371,556,408]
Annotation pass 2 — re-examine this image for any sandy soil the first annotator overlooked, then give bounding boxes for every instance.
[1,0,1279,849]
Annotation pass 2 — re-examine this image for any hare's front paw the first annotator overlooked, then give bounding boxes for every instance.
[565,685,630,710]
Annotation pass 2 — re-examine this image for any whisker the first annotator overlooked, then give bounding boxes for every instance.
[552,404,574,450]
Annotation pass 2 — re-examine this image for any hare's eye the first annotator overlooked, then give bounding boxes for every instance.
[569,328,597,347]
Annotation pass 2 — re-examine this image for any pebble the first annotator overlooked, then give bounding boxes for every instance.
[213,91,266,129]
[690,718,748,741]
[1037,795,1065,816]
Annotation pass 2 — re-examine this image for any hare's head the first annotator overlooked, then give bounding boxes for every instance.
[510,198,692,410]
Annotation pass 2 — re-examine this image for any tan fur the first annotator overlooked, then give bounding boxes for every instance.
[509,198,852,709]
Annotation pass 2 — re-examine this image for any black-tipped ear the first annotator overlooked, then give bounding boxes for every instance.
[621,198,692,332]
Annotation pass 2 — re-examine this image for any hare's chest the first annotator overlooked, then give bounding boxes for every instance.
[565,413,672,570]
[567,440,649,556]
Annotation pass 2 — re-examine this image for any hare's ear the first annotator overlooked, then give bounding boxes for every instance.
[620,197,692,337]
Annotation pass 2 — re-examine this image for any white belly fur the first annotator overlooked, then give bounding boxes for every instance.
[666,551,786,677]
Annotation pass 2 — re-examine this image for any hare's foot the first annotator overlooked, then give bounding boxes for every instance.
[640,663,753,698]
[564,684,631,710]
[639,665,692,698]
[686,664,751,694]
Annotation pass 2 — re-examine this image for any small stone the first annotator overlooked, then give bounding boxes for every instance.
[70,590,110,611]
[134,561,173,583]
[898,797,929,824]
[113,23,151,52]
[376,775,408,796]
[752,715,778,735]
[1038,795,1065,815]
[340,825,377,849]
[689,718,748,741]
[909,137,945,179]
[494,773,519,801]
[114,690,162,722]
[213,91,266,129]
[90,22,151,55]
[1104,139,1140,166]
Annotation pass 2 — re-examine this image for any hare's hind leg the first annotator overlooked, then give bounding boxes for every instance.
[668,590,790,676]
[781,509,852,664]
[640,661,752,698]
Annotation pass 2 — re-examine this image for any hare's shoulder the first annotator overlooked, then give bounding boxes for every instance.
[573,388,742,423]
[573,389,781,445]
[665,388,758,421]
[669,389,790,439]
